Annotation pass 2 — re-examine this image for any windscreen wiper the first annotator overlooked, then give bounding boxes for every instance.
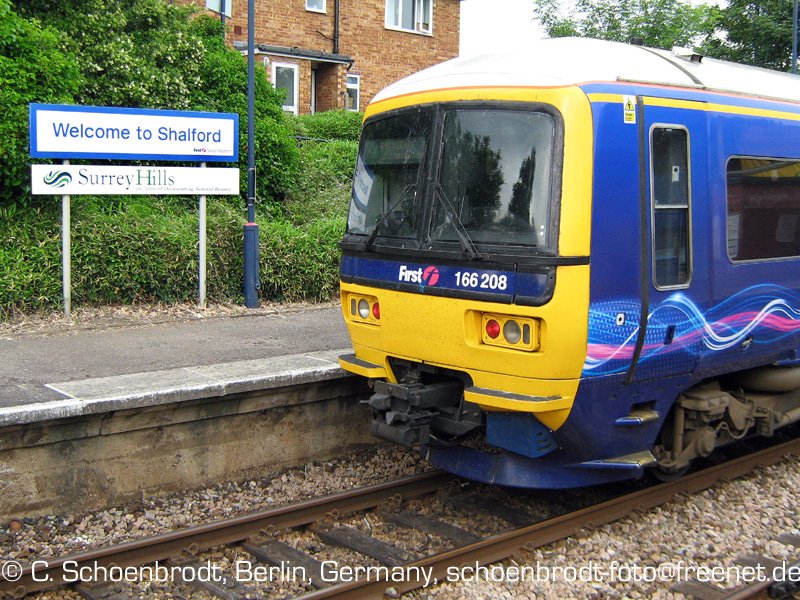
[434,184,482,260]
[362,186,416,252]
[361,210,389,252]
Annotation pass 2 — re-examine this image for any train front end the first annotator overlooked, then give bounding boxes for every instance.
[339,77,596,488]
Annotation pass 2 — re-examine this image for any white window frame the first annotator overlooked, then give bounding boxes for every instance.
[272,62,300,115]
[345,74,361,112]
[649,124,692,290]
[385,0,433,35]
[206,0,232,18]
[310,68,317,114]
[305,0,326,13]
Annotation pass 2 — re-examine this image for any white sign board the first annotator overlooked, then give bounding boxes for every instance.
[31,165,240,195]
[30,103,238,162]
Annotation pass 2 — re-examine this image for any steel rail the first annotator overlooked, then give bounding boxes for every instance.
[3,437,797,600]
[0,470,453,598]
[294,436,800,600]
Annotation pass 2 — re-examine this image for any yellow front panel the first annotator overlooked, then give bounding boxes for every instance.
[343,85,594,431]
[341,270,588,431]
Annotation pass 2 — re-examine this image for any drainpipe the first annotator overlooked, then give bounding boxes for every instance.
[333,0,340,54]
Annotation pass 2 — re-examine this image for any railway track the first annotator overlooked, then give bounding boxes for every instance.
[1,437,799,600]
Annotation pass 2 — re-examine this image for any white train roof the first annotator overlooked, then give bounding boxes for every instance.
[371,37,800,106]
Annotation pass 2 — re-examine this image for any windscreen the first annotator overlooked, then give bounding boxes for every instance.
[347,108,433,240]
[347,105,557,251]
[431,110,555,247]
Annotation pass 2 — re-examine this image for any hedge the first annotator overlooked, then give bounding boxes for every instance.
[0,197,346,315]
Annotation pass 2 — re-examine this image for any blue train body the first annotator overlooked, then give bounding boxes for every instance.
[339,38,800,487]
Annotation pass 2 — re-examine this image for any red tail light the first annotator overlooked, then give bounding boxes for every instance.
[372,302,381,320]
[485,319,501,339]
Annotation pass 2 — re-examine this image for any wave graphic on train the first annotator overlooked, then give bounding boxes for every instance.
[584,284,800,375]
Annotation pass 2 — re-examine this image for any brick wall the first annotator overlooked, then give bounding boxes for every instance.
[180,0,460,113]
[314,63,345,113]
[341,0,460,108]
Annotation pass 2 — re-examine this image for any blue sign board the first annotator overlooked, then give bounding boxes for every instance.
[30,103,239,162]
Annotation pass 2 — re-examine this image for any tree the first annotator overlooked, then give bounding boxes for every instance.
[509,150,536,231]
[533,0,718,50]
[461,133,504,226]
[15,1,299,202]
[17,0,202,109]
[188,16,299,201]
[0,0,81,205]
[702,0,796,71]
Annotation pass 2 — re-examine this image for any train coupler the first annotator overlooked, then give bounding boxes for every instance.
[364,379,463,447]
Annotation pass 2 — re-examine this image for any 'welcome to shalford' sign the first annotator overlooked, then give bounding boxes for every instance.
[29,103,239,162]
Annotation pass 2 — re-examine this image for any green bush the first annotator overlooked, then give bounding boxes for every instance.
[259,217,346,301]
[293,110,363,142]
[300,140,359,183]
[281,139,356,225]
[0,196,346,314]
[0,197,239,314]
[0,202,63,312]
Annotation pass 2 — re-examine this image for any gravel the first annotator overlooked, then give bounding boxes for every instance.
[5,451,798,599]
[1,446,425,564]
[414,456,800,599]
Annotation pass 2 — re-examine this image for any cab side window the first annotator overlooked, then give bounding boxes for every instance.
[651,127,691,288]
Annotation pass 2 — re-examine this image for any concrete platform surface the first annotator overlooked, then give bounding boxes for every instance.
[0,304,352,424]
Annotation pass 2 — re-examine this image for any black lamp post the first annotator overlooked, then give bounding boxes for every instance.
[793,0,798,74]
[243,0,260,308]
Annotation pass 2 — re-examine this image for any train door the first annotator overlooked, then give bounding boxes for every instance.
[629,98,708,382]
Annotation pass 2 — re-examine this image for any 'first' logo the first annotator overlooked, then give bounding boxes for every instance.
[399,265,439,286]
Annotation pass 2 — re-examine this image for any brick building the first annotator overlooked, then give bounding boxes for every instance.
[199,0,461,115]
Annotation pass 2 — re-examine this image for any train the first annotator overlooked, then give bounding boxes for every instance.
[337,37,800,488]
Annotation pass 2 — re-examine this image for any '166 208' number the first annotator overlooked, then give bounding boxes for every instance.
[455,271,508,291]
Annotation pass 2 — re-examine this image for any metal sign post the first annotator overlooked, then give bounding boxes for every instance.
[61,160,71,318]
[199,162,207,309]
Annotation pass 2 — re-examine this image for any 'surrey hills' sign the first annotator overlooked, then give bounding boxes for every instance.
[29,103,239,162]
[31,165,240,195]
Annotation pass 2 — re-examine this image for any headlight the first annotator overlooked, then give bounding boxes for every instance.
[358,299,370,319]
[503,320,521,344]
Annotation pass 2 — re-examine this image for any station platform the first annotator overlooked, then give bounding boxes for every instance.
[0,303,352,427]
[0,302,382,518]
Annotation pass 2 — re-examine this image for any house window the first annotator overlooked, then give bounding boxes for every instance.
[272,62,299,115]
[306,0,326,13]
[650,126,691,289]
[206,0,232,18]
[346,75,360,111]
[386,0,432,34]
